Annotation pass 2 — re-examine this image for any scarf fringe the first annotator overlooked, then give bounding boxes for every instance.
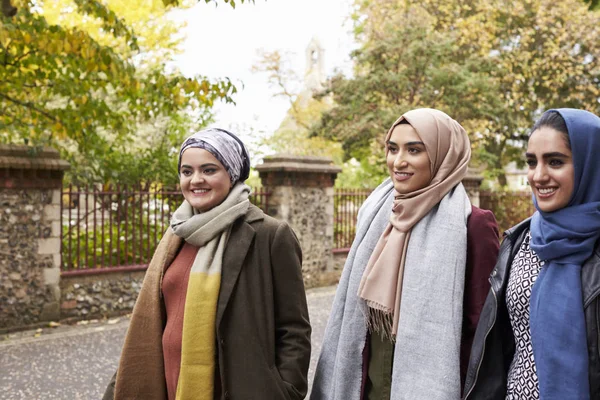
[365,303,395,341]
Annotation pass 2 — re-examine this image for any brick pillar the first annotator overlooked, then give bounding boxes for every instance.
[0,145,70,330]
[256,155,341,287]
[463,167,484,207]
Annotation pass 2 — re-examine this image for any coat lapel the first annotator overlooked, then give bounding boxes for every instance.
[216,219,255,328]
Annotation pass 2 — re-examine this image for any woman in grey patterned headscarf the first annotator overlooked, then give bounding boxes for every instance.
[105,128,311,400]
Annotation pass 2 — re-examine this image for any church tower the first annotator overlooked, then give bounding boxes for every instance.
[304,37,325,91]
[299,37,326,106]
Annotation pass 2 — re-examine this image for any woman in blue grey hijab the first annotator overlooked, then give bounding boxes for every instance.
[464,109,600,399]
[105,128,311,400]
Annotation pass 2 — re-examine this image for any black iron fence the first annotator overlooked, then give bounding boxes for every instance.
[60,185,270,275]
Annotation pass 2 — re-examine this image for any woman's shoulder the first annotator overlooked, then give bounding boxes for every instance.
[244,203,266,222]
[505,217,531,237]
[242,204,290,232]
[357,179,394,223]
[468,206,498,233]
[469,205,495,221]
[237,205,300,249]
[468,207,531,241]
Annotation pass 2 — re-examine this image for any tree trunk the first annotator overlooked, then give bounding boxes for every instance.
[497,173,508,187]
[495,156,508,187]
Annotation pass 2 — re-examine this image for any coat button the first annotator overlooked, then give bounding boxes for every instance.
[220,339,225,346]
[491,269,497,277]
[224,391,229,399]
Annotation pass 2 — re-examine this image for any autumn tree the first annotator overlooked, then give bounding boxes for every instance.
[0,0,242,185]
[313,0,600,186]
[162,0,253,7]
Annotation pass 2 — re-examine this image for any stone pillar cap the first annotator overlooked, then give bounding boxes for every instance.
[256,154,342,174]
[465,166,484,182]
[0,144,70,171]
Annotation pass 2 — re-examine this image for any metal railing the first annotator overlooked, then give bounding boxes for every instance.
[60,185,270,275]
[60,185,533,273]
[333,188,373,250]
[332,189,536,250]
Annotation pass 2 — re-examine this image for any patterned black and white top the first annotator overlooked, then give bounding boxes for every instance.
[505,231,544,400]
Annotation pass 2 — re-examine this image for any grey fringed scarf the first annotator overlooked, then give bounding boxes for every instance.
[310,179,471,400]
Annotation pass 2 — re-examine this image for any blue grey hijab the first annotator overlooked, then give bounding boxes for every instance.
[178,128,250,184]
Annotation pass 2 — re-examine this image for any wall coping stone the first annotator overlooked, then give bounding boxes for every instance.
[464,167,484,183]
[0,145,70,171]
[256,154,342,174]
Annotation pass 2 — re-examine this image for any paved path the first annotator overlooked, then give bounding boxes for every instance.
[0,286,336,400]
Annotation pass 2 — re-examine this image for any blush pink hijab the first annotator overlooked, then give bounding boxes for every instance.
[357,108,471,337]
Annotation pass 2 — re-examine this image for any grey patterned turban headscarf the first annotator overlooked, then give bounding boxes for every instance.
[178,128,250,184]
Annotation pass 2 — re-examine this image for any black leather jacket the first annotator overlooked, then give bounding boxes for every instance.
[463,218,600,399]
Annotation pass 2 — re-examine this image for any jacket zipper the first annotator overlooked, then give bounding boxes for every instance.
[464,287,498,399]
[597,299,600,359]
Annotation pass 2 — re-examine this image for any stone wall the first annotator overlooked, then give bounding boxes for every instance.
[267,186,334,287]
[0,145,68,330]
[256,155,341,288]
[0,189,62,328]
[60,271,144,320]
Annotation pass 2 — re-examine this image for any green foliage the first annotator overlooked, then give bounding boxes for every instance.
[334,146,388,188]
[313,1,500,180]
[0,0,238,185]
[479,190,536,234]
[313,0,600,186]
[71,0,139,50]
[62,120,183,186]
[42,0,192,66]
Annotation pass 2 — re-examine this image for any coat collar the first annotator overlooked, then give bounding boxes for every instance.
[243,203,264,223]
[503,217,531,239]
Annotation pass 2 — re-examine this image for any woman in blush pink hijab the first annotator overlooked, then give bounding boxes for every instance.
[311,108,499,400]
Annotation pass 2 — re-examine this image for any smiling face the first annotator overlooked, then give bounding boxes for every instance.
[526,126,575,212]
[386,123,432,194]
[179,147,232,212]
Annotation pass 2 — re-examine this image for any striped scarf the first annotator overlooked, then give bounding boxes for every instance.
[170,183,250,399]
